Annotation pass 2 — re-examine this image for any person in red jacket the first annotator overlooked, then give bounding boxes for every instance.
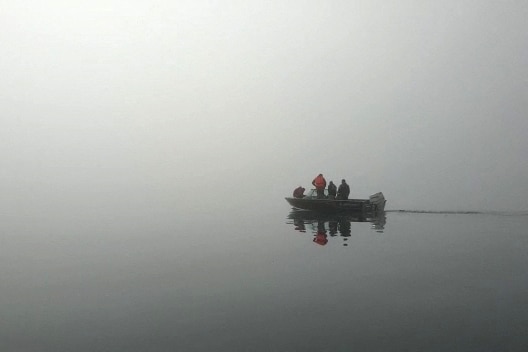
[312,173,327,199]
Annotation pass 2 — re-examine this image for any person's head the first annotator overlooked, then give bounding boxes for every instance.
[319,173,323,177]
[342,179,346,183]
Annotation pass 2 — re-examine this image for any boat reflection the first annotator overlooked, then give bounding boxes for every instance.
[287,210,386,246]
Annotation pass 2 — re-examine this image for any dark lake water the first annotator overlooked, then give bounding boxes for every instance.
[1,201,527,351]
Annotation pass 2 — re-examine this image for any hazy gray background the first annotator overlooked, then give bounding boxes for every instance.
[2,0,527,213]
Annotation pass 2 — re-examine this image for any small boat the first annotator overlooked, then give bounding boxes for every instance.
[285,189,386,213]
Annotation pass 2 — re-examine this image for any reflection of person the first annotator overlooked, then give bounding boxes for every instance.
[327,181,337,199]
[312,174,327,199]
[337,179,350,200]
[338,219,351,237]
[293,186,305,198]
[293,218,306,232]
[329,221,338,236]
[313,230,328,246]
[317,220,326,233]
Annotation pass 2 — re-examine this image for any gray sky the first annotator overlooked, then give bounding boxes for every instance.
[1,0,527,213]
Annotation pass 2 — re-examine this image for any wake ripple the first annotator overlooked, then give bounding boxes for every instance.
[386,210,528,216]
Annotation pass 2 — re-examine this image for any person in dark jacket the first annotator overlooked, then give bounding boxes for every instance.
[337,179,350,200]
[327,181,337,199]
[293,186,305,198]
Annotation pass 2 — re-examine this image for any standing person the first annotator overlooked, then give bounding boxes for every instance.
[337,179,350,200]
[327,181,337,199]
[312,173,327,199]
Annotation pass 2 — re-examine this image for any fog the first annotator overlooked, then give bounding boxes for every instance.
[2,0,527,213]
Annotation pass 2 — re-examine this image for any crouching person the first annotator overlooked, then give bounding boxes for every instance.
[293,186,305,198]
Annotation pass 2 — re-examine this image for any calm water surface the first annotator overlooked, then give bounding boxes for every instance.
[1,202,527,351]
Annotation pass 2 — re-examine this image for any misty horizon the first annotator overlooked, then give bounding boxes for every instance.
[2,1,527,213]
